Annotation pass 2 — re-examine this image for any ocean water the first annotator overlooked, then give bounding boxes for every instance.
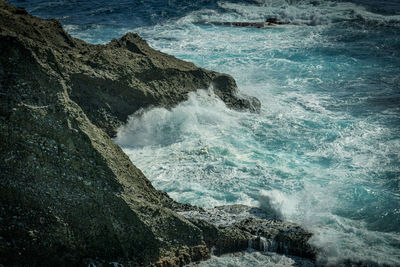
[10,0,400,265]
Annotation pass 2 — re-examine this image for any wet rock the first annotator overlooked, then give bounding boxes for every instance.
[199,21,271,28]
[0,1,314,266]
[66,33,261,137]
[212,75,261,113]
[180,205,317,260]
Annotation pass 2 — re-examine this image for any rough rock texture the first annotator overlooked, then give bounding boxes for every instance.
[0,1,260,138]
[179,205,316,259]
[0,1,313,266]
[70,35,260,137]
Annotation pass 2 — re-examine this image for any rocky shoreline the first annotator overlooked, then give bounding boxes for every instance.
[0,1,316,266]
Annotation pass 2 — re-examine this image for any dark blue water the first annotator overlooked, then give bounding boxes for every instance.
[10,0,400,265]
[10,0,400,41]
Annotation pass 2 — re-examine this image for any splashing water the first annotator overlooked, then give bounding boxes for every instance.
[114,1,400,264]
[11,0,400,265]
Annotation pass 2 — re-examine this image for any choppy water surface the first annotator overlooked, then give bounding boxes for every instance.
[11,0,400,265]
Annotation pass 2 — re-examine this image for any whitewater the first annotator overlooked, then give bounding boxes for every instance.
[11,0,400,265]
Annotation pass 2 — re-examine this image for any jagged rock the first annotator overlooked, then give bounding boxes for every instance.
[0,0,259,138]
[179,205,316,259]
[0,1,313,266]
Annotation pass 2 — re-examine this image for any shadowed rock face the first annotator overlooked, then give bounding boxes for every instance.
[0,0,260,138]
[179,205,316,259]
[68,33,262,137]
[0,1,313,266]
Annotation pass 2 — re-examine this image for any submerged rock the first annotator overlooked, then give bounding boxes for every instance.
[200,21,275,28]
[0,1,313,266]
[197,18,313,28]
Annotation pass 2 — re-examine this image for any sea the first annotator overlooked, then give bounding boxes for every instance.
[9,0,400,266]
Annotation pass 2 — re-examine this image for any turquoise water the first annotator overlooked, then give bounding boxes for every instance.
[11,0,400,265]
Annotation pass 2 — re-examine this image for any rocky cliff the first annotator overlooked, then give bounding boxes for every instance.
[0,1,315,266]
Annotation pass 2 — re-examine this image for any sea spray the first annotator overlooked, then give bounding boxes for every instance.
[13,0,400,264]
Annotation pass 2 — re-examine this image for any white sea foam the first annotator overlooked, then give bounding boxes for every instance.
[218,0,400,26]
[115,0,400,265]
[116,86,400,265]
[116,89,260,207]
[198,251,315,267]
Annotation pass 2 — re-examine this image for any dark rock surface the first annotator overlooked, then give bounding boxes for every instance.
[179,205,316,259]
[0,1,313,266]
[197,18,312,28]
[69,33,261,137]
[0,1,260,138]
